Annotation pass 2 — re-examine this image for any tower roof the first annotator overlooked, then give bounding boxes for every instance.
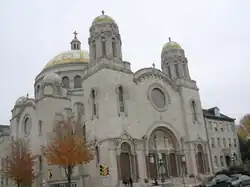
[162,37,182,50]
[92,10,116,26]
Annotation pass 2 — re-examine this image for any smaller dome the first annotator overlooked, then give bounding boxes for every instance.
[163,37,182,50]
[92,10,116,26]
[15,96,28,106]
[43,73,62,84]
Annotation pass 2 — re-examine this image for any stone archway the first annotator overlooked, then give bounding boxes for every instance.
[120,142,133,182]
[148,127,180,179]
[197,144,205,174]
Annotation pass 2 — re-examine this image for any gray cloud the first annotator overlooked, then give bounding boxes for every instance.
[1,0,249,124]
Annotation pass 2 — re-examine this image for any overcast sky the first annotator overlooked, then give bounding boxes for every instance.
[0,0,249,125]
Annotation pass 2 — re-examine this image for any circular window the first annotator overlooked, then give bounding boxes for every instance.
[151,88,166,109]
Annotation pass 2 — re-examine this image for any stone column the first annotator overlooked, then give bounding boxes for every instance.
[116,148,121,181]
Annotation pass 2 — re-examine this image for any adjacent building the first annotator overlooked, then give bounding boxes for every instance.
[203,107,240,173]
[0,125,10,187]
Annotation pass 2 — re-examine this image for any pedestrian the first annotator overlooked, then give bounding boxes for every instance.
[129,177,133,187]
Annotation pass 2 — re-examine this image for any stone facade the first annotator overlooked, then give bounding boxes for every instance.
[0,11,240,187]
[203,107,241,173]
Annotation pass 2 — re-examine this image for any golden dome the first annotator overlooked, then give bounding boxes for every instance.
[44,49,89,70]
[163,37,182,50]
[92,10,116,26]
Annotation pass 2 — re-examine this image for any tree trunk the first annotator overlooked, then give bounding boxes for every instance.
[67,166,72,187]
[17,182,20,187]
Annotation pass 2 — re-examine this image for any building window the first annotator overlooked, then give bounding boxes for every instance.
[101,37,106,57]
[211,137,215,148]
[118,86,125,113]
[36,85,40,98]
[228,138,231,147]
[175,63,179,77]
[223,138,226,148]
[74,75,82,89]
[214,124,218,132]
[191,100,197,122]
[91,89,97,116]
[95,146,100,166]
[39,156,43,171]
[62,76,70,89]
[234,139,237,147]
[221,127,224,132]
[217,138,221,147]
[92,41,96,59]
[214,156,218,166]
[82,125,86,141]
[38,120,42,136]
[112,38,117,57]
[220,156,224,166]
[23,117,31,135]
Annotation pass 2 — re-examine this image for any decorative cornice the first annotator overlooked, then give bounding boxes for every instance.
[133,68,179,91]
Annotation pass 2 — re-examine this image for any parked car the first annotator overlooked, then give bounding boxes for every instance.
[231,174,250,187]
[202,174,233,187]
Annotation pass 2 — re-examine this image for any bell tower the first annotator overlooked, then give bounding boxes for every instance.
[88,11,123,67]
[161,37,190,80]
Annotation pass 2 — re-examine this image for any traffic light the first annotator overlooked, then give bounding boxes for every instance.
[48,169,52,179]
[100,164,105,176]
[106,167,109,176]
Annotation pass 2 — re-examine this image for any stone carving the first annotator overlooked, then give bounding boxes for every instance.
[116,130,134,146]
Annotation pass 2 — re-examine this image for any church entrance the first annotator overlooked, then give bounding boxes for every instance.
[120,143,132,182]
[148,127,181,179]
[169,153,178,177]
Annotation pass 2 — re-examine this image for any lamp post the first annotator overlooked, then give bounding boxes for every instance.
[158,153,165,187]
[231,153,236,166]
[181,154,186,187]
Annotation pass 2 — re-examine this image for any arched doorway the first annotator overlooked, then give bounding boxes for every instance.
[197,144,205,174]
[148,127,179,179]
[120,142,132,182]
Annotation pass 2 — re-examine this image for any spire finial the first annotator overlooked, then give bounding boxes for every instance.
[73,31,78,39]
[169,37,171,42]
[101,10,105,15]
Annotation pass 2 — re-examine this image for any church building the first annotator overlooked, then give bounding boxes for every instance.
[8,11,217,187]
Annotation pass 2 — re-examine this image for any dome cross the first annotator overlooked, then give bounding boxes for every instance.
[73,31,78,39]
[168,37,171,42]
[101,10,105,15]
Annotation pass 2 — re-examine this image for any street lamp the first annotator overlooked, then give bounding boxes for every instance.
[157,153,165,187]
[181,154,186,187]
[231,153,236,166]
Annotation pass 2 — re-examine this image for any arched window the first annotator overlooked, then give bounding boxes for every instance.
[62,76,69,89]
[191,100,197,121]
[92,89,97,116]
[101,37,106,57]
[118,86,125,113]
[112,38,117,57]
[74,75,82,89]
[92,41,96,59]
[82,125,86,141]
[23,117,31,134]
[95,146,100,165]
[36,85,40,98]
